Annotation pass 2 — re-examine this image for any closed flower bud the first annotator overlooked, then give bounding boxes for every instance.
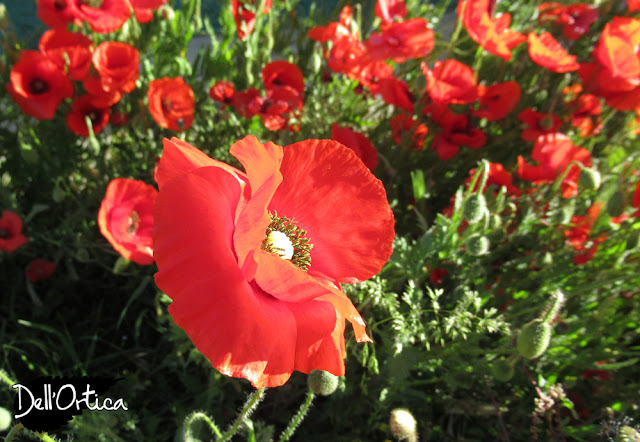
[389,408,417,442]
[616,425,640,442]
[627,231,640,251]
[492,359,514,382]
[466,234,490,256]
[0,406,11,432]
[307,370,339,396]
[538,252,553,267]
[463,194,488,224]
[488,213,502,230]
[607,191,625,218]
[517,319,552,359]
[579,167,601,192]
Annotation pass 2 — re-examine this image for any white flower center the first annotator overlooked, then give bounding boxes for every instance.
[264,231,294,260]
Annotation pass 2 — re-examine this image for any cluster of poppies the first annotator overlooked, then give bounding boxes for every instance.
[8,0,195,135]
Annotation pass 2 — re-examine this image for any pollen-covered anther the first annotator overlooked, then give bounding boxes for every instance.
[261,212,313,271]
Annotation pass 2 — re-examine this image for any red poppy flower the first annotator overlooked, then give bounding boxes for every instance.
[375,0,407,28]
[517,133,591,198]
[66,95,110,137]
[567,94,602,137]
[231,0,273,39]
[7,50,74,120]
[83,74,123,108]
[92,42,139,94]
[262,61,305,96]
[327,36,368,79]
[147,77,195,132]
[0,210,29,253]
[369,76,414,112]
[538,3,598,41]
[68,0,131,34]
[37,0,76,29]
[518,108,562,141]
[26,259,57,282]
[308,6,354,44]
[153,136,394,388]
[39,29,92,82]
[331,123,378,171]
[128,0,166,23]
[210,80,235,107]
[527,32,579,73]
[232,87,262,118]
[98,178,157,265]
[364,18,435,63]
[473,81,521,121]
[432,114,486,160]
[630,0,640,11]
[389,113,428,150]
[428,267,448,286]
[423,59,478,104]
[564,202,604,264]
[246,87,303,131]
[594,17,640,83]
[111,110,129,126]
[458,0,525,61]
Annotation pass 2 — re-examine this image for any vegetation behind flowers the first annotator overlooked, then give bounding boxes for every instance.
[1,0,640,440]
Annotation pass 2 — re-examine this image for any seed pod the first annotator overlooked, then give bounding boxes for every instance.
[492,359,514,382]
[517,319,552,359]
[579,167,601,192]
[467,234,490,256]
[389,408,417,442]
[307,370,339,396]
[463,194,488,224]
[607,191,625,218]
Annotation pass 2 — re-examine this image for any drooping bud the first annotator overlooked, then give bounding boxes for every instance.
[389,408,417,442]
[607,191,625,218]
[466,234,490,256]
[517,319,552,359]
[579,167,601,192]
[307,370,339,396]
[463,194,488,224]
[488,213,502,230]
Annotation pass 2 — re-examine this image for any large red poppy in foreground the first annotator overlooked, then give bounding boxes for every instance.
[153,137,395,388]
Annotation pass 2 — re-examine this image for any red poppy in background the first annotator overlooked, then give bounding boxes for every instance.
[369,76,414,112]
[83,74,123,108]
[153,136,394,388]
[458,0,525,61]
[364,18,435,63]
[527,32,579,73]
[26,259,57,282]
[37,0,76,29]
[66,95,110,136]
[567,94,602,137]
[147,77,195,131]
[519,108,562,141]
[98,178,157,265]
[129,0,167,23]
[630,0,640,11]
[423,59,478,104]
[68,0,131,34]
[473,81,521,121]
[432,114,486,160]
[389,113,428,150]
[92,42,139,94]
[517,133,591,198]
[7,50,74,120]
[538,3,598,41]
[210,80,235,107]
[39,29,93,82]
[564,202,605,265]
[594,17,640,83]
[308,6,354,44]
[262,61,305,96]
[0,211,29,254]
[466,162,521,196]
[375,0,407,27]
[331,123,379,171]
[231,0,273,39]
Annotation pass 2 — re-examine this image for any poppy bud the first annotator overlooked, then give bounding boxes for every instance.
[112,256,131,275]
[517,319,552,359]
[616,425,640,442]
[463,194,488,224]
[0,406,11,432]
[52,183,66,202]
[307,370,339,396]
[492,358,514,382]
[488,214,502,230]
[537,252,553,267]
[466,234,490,256]
[607,191,625,218]
[0,4,7,31]
[579,167,601,192]
[159,5,175,21]
[389,408,417,442]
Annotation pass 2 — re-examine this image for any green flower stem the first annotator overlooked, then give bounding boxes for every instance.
[184,411,222,440]
[219,388,266,441]
[0,369,16,387]
[278,391,315,442]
